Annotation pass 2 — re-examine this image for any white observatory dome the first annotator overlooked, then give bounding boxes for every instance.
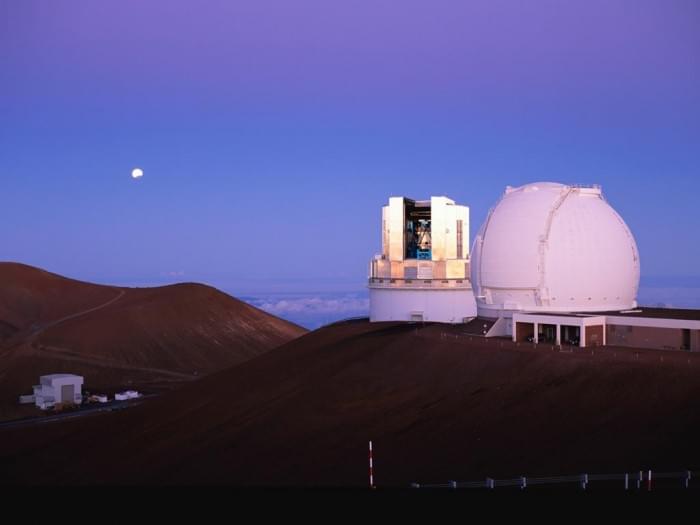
[471,182,640,318]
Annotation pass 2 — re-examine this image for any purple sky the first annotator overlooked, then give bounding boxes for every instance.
[2,0,699,324]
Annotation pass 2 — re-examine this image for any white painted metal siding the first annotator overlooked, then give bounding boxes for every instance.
[472,182,639,317]
[369,287,477,323]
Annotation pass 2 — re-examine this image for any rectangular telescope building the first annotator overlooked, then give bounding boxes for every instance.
[368,196,477,323]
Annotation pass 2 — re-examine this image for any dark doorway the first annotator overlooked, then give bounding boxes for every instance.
[682,329,691,351]
[516,322,535,342]
[61,384,75,404]
[538,324,557,344]
[561,325,580,346]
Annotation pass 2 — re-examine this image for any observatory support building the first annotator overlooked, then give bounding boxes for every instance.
[368,196,477,323]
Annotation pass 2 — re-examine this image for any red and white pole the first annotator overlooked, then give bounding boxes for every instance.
[369,440,375,489]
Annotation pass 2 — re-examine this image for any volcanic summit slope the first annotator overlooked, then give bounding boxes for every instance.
[2,320,700,486]
[0,262,306,419]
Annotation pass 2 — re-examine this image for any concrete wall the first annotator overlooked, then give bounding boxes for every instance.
[606,324,686,351]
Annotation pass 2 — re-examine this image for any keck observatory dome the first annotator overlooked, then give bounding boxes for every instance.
[471,182,640,318]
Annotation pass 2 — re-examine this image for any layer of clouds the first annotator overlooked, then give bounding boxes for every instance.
[242,292,369,329]
[255,296,369,315]
[245,285,700,329]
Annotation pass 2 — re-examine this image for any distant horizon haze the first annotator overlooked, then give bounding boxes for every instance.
[2,260,698,330]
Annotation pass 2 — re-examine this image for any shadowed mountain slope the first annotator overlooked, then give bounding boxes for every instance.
[1,320,699,486]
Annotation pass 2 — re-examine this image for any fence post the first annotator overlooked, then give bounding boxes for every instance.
[686,470,691,489]
[581,473,588,490]
[624,473,629,490]
[520,476,527,490]
[368,440,374,489]
[486,477,495,489]
[637,470,643,490]
[648,470,652,491]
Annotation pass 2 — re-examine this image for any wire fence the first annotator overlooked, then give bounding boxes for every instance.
[433,328,700,367]
[411,469,694,490]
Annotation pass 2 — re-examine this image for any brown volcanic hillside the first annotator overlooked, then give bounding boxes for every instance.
[0,262,306,420]
[35,282,305,373]
[0,263,117,343]
[1,320,700,486]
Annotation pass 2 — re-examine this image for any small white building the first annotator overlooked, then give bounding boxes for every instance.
[88,394,109,403]
[31,374,84,410]
[115,390,141,401]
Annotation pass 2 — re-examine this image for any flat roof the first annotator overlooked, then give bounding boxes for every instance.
[517,307,700,322]
[600,307,700,321]
[40,374,84,380]
[517,312,604,318]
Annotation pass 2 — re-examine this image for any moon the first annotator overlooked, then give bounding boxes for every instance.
[131,168,144,179]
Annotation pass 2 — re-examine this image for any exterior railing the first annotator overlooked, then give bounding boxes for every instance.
[368,278,472,289]
[411,469,693,490]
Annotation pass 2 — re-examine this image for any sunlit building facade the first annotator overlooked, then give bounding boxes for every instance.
[368,196,477,322]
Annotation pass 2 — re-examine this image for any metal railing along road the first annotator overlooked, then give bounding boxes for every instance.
[411,469,694,490]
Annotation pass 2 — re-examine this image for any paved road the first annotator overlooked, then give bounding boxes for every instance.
[15,286,195,379]
[0,394,158,430]
[2,287,126,353]
[27,287,126,343]
[34,344,197,380]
